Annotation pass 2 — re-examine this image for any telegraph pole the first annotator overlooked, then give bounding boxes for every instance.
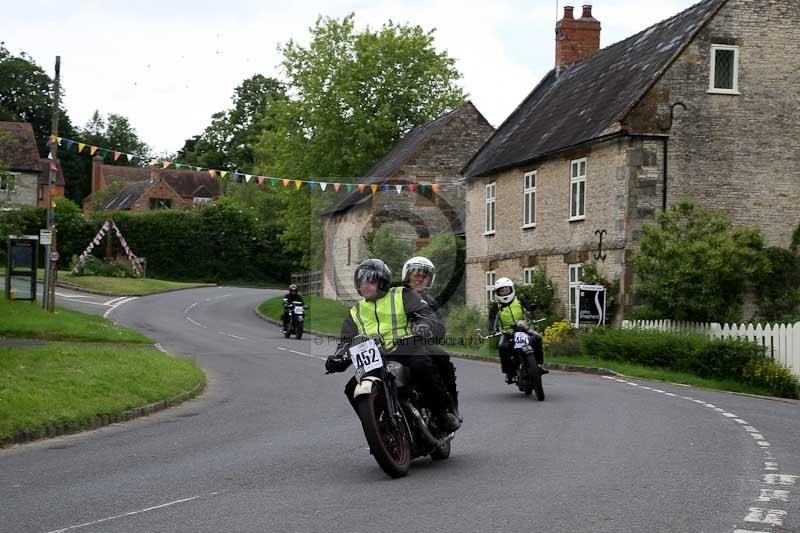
[43,56,60,311]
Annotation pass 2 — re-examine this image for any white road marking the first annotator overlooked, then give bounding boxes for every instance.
[186,317,207,329]
[722,413,737,418]
[763,474,798,486]
[103,297,138,318]
[205,293,232,302]
[757,489,790,502]
[104,296,128,306]
[734,419,749,425]
[757,442,770,447]
[743,507,786,526]
[184,302,199,313]
[764,462,779,471]
[54,292,91,298]
[43,495,205,533]
[744,426,758,432]
[218,331,246,340]
[276,346,326,361]
[750,433,766,441]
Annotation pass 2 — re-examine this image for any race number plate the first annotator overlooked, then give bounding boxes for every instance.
[514,332,530,349]
[349,338,383,374]
[294,305,304,315]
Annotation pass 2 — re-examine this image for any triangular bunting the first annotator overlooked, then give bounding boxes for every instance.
[294,180,302,189]
[358,184,366,193]
[395,184,403,194]
[50,162,58,172]
[319,182,328,191]
[49,135,57,144]
[407,184,417,193]
[56,137,63,144]
[345,183,352,192]
[270,178,278,187]
[383,184,390,192]
[90,146,98,156]
[257,176,265,185]
[113,151,121,161]
[162,161,171,169]
[209,169,217,178]
[333,183,341,192]
[150,159,159,166]
[175,163,183,169]
[307,181,315,190]
[47,152,53,160]
[244,174,252,183]
[220,171,228,178]
[127,154,136,162]
[64,139,74,150]
[100,149,110,158]
[282,179,290,187]
[370,184,379,194]
[431,183,439,192]
[78,143,86,153]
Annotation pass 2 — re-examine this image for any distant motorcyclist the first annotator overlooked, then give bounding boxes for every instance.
[487,277,547,383]
[282,284,304,333]
[401,256,460,419]
[325,259,461,433]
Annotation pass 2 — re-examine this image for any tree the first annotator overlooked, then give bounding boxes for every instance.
[176,75,286,174]
[633,198,767,323]
[364,224,412,283]
[255,14,465,269]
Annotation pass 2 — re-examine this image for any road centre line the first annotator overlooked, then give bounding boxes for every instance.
[43,494,212,533]
[186,316,207,329]
[103,297,138,319]
[54,292,91,298]
[104,296,129,306]
[218,331,246,340]
[277,346,326,361]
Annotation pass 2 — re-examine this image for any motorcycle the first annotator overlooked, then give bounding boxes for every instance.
[282,299,307,339]
[476,319,546,401]
[329,335,454,478]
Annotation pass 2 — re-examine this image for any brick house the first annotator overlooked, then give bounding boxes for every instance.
[321,102,495,302]
[0,122,62,207]
[462,0,800,322]
[83,156,221,212]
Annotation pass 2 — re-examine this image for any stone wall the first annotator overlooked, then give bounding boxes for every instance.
[0,171,38,207]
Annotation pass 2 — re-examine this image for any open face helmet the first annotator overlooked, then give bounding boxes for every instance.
[401,256,436,290]
[494,277,515,305]
[354,259,392,299]
[289,284,298,294]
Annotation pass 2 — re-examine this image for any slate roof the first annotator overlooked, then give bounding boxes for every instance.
[0,122,42,172]
[100,165,221,198]
[464,0,727,178]
[100,180,153,211]
[322,102,480,217]
[38,158,65,186]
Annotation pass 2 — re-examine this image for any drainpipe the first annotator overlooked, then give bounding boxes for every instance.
[657,102,686,212]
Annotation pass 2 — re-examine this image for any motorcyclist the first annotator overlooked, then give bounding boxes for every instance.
[487,277,547,384]
[401,256,460,420]
[281,284,305,333]
[325,258,461,433]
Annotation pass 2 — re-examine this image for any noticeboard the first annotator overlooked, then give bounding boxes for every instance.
[5,236,38,301]
[575,284,606,327]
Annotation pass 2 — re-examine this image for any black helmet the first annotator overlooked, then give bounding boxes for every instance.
[354,259,392,299]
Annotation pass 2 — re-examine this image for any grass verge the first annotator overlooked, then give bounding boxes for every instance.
[58,275,213,296]
[0,344,205,443]
[0,295,151,343]
[259,295,350,335]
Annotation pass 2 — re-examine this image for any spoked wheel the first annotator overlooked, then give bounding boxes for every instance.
[528,355,545,401]
[295,321,303,340]
[356,384,411,478]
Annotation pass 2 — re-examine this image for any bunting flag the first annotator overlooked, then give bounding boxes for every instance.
[383,184,390,192]
[245,174,253,183]
[113,151,121,161]
[208,169,217,178]
[395,184,403,194]
[358,184,366,193]
[78,143,86,153]
[150,159,159,166]
[345,183,353,192]
[294,180,302,189]
[370,184,379,194]
[220,171,228,178]
[320,182,328,191]
[175,163,183,169]
[282,179,290,187]
[100,149,110,158]
[407,184,417,193]
[64,139,74,150]
[47,152,53,160]
[257,176,265,185]
[431,183,440,192]
[270,178,278,187]
[126,153,135,162]
[333,183,341,192]
[90,146,98,156]
[50,162,58,172]
[162,161,171,169]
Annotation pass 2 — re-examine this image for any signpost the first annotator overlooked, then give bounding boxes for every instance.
[5,236,39,301]
[575,284,607,327]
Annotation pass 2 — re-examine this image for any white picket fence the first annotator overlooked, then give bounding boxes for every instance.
[621,320,800,377]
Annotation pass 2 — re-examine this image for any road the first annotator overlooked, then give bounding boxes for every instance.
[1,286,799,532]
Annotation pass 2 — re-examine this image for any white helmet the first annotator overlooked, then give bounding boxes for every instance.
[494,277,515,305]
[402,256,436,289]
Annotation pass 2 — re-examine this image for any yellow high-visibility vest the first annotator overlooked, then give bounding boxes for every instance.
[350,287,410,350]
[498,297,525,332]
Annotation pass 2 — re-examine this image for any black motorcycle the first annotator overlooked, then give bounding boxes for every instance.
[477,320,546,401]
[282,299,307,339]
[329,335,454,478]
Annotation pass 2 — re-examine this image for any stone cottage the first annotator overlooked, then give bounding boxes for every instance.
[0,122,59,207]
[83,156,221,212]
[462,0,800,322]
[321,102,495,302]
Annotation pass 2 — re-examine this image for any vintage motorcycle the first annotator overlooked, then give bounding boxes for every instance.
[328,335,454,478]
[476,319,546,401]
[282,298,307,339]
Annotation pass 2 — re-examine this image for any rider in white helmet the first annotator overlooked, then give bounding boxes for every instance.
[488,277,547,383]
[401,256,460,419]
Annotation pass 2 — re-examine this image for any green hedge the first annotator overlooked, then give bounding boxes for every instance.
[0,198,300,282]
[580,327,799,398]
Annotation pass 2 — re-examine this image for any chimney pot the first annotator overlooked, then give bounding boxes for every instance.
[555,2,601,70]
[582,4,593,18]
[563,5,574,19]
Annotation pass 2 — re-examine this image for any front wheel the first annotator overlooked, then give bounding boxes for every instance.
[295,320,303,340]
[355,385,411,478]
[529,357,545,401]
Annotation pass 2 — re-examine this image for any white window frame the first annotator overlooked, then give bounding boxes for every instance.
[485,182,496,235]
[193,196,212,208]
[522,171,537,228]
[569,158,586,221]
[708,44,740,95]
[569,264,584,323]
[485,270,496,304]
[523,266,538,285]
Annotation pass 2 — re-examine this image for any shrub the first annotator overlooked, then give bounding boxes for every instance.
[516,267,558,322]
[580,327,799,398]
[444,304,486,342]
[417,232,466,308]
[543,320,579,357]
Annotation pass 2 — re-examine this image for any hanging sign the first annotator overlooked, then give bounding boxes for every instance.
[575,284,607,327]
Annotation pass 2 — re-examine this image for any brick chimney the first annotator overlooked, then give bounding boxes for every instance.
[556,3,601,72]
[91,156,105,193]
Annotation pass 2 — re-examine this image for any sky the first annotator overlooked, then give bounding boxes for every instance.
[3,0,702,156]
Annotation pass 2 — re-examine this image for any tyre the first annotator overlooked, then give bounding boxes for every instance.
[283,325,291,338]
[430,439,451,461]
[295,321,303,340]
[355,384,411,478]
[530,361,545,401]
